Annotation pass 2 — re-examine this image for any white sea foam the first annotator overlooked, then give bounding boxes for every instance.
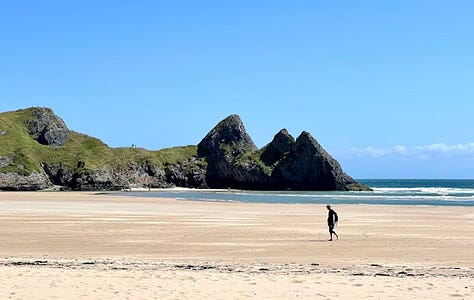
[124,181,474,206]
[372,187,474,195]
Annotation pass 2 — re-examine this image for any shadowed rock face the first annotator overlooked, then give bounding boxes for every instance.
[27,107,70,146]
[197,116,369,191]
[197,115,268,189]
[260,129,295,166]
[197,114,257,157]
[271,132,357,190]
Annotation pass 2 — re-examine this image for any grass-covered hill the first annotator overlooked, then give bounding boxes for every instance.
[0,107,206,190]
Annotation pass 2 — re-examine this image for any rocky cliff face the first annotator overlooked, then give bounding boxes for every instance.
[0,172,50,191]
[197,116,369,191]
[0,107,369,191]
[41,158,207,191]
[27,107,70,146]
[197,114,257,157]
[271,132,358,190]
[197,115,269,189]
[260,129,294,166]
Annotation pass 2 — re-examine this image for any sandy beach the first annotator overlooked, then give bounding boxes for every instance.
[0,191,473,299]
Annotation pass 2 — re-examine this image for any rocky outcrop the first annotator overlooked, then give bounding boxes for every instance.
[43,161,155,191]
[271,132,359,190]
[39,158,208,191]
[27,107,70,146]
[197,114,257,157]
[260,129,294,166]
[42,162,72,187]
[164,158,208,188]
[0,107,369,191]
[196,116,368,191]
[197,115,269,189]
[0,172,50,191]
[0,155,13,168]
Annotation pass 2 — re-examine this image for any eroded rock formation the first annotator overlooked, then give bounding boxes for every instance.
[27,107,70,146]
[0,107,370,191]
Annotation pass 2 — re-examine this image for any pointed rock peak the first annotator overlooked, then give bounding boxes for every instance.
[295,131,322,148]
[261,129,295,165]
[197,114,257,157]
[267,129,295,150]
[294,131,335,164]
[272,130,349,190]
[296,131,313,141]
[274,129,294,141]
[27,107,70,146]
[217,114,244,128]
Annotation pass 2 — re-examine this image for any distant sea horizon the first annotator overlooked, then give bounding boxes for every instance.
[121,179,474,207]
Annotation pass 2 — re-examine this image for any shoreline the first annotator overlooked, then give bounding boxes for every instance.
[115,188,474,207]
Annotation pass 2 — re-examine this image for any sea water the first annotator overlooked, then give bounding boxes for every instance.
[123,179,474,206]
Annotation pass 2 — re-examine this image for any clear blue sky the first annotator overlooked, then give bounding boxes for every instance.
[1,1,473,179]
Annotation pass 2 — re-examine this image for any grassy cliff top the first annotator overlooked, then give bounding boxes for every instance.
[0,108,198,175]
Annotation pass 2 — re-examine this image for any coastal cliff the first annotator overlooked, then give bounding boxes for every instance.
[198,115,367,191]
[0,107,370,191]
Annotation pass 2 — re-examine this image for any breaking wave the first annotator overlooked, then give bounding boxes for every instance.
[122,179,474,206]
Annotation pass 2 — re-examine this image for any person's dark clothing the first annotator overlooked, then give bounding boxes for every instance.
[327,209,338,226]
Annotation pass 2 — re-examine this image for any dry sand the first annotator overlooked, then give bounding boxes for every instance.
[0,191,473,299]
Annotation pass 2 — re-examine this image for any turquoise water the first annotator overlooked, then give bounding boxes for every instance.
[123,179,474,206]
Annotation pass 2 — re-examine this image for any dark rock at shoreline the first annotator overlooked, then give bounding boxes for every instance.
[0,172,50,191]
[196,115,369,191]
[42,160,166,191]
[197,115,269,189]
[42,162,72,186]
[271,131,361,190]
[164,158,208,189]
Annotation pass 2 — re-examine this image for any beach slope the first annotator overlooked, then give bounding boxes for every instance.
[0,192,472,299]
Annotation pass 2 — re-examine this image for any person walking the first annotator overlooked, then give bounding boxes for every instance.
[326,205,339,241]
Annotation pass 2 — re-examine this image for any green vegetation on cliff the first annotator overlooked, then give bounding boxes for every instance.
[0,108,199,176]
[1,107,369,191]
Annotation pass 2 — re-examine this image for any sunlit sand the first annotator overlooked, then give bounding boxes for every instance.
[0,192,473,299]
